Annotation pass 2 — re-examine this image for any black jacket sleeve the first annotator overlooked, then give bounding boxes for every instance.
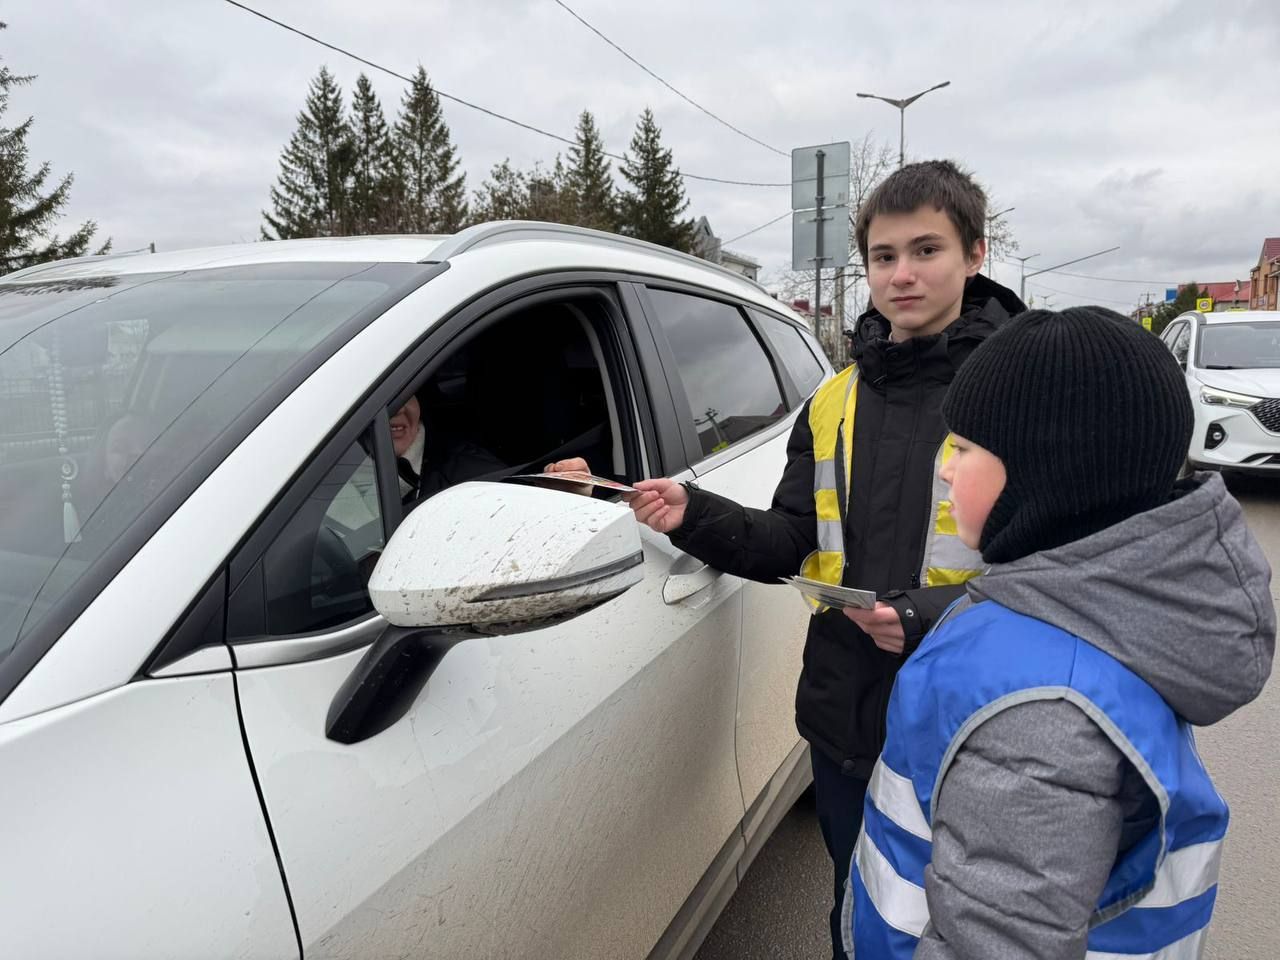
[667,403,818,584]
[884,585,968,657]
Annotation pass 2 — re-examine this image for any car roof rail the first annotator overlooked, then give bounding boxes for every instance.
[1,248,156,283]
[430,220,769,293]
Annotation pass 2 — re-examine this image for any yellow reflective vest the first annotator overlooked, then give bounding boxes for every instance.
[798,365,985,607]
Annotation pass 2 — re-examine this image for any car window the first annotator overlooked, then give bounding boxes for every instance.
[751,309,827,396]
[260,435,385,636]
[1160,321,1185,347]
[1196,321,1280,370]
[1172,325,1192,365]
[647,288,786,459]
[0,263,423,669]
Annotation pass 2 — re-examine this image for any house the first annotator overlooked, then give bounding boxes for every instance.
[1249,237,1280,311]
[690,216,762,282]
[1179,280,1253,311]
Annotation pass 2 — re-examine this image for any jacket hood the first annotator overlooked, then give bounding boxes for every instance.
[850,274,1026,382]
[968,472,1276,725]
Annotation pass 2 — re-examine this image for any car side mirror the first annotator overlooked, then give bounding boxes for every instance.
[326,482,643,744]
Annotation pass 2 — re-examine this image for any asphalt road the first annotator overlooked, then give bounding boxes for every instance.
[698,473,1280,960]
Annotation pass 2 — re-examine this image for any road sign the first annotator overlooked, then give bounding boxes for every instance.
[791,142,851,211]
[1165,288,1178,302]
[1141,316,1153,331]
[792,207,850,271]
[1196,297,1214,312]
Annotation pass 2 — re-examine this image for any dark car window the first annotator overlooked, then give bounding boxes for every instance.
[647,288,786,458]
[0,262,424,670]
[1196,321,1280,370]
[752,309,827,396]
[260,436,385,636]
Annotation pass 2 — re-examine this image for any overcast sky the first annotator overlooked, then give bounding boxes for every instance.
[6,0,1278,312]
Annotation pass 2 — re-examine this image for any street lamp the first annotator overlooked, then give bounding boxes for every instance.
[985,206,1015,277]
[856,81,951,167]
[1012,253,1040,304]
[1021,246,1120,304]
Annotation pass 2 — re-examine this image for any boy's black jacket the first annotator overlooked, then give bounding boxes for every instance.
[670,274,1026,774]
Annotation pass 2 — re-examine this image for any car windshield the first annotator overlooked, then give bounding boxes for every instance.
[1196,321,1280,370]
[0,261,425,671]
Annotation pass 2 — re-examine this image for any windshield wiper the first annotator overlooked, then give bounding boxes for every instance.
[1203,364,1238,369]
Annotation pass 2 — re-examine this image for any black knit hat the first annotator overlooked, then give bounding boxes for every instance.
[942,307,1193,564]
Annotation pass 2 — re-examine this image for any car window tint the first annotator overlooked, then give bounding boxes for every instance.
[751,309,827,396]
[261,436,385,636]
[647,288,786,458]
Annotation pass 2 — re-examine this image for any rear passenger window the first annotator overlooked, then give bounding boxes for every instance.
[752,310,827,396]
[647,288,786,458]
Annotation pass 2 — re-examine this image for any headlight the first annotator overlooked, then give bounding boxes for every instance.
[1200,386,1261,408]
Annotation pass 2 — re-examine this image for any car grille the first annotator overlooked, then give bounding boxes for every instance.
[1252,398,1280,434]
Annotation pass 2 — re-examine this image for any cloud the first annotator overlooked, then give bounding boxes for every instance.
[2,0,1276,315]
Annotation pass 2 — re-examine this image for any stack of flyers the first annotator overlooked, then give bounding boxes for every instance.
[781,575,877,611]
[506,470,638,494]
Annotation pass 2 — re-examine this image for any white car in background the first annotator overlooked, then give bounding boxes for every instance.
[0,223,831,960]
[1160,309,1280,473]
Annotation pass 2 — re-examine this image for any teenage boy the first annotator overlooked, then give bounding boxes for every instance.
[847,307,1275,959]
[553,159,1025,959]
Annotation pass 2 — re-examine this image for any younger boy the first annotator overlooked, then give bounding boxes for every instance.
[846,307,1276,959]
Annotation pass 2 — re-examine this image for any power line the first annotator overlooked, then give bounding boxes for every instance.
[996,256,1175,286]
[1025,280,1136,308]
[720,211,791,247]
[550,0,788,158]
[223,0,788,188]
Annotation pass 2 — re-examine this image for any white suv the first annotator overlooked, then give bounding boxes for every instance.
[1161,309,1280,473]
[0,224,831,960]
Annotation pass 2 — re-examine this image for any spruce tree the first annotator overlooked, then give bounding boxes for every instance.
[1,22,109,272]
[618,109,693,252]
[565,110,617,233]
[393,67,467,233]
[262,67,354,240]
[525,157,575,224]
[348,74,396,234]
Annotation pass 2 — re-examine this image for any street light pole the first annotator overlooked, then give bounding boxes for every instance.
[985,206,1015,278]
[857,81,951,168]
[1012,253,1040,305]
[1021,246,1121,304]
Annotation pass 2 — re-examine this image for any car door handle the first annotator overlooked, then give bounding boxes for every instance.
[662,565,722,604]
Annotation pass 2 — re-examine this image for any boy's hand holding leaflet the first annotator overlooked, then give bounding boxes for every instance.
[784,576,906,654]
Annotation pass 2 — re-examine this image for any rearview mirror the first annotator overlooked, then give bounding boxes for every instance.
[369,481,643,631]
[327,482,643,744]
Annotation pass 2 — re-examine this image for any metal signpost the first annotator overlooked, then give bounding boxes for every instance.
[791,142,850,344]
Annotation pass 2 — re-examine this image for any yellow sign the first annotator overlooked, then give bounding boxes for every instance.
[1141,316,1153,331]
[1196,297,1214,312]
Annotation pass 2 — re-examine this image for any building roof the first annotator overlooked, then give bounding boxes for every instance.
[1261,238,1280,263]
[1190,280,1253,303]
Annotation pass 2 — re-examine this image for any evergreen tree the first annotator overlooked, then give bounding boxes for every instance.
[348,73,396,234]
[618,109,693,252]
[525,157,575,224]
[262,66,354,240]
[1,22,109,273]
[393,67,467,233]
[1151,283,1201,337]
[471,159,529,222]
[564,110,617,233]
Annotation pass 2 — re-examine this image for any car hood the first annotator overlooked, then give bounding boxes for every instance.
[1195,367,1280,399]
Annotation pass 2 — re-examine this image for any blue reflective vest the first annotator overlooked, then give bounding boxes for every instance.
[847,600,1229,960]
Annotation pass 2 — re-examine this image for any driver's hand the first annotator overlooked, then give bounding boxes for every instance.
[543,458,593,497]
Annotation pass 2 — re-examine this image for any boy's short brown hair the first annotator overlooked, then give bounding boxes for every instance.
[854,160,987,264]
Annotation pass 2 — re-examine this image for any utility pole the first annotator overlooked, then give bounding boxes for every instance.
[813,148,827,355]
[1021,246,1120,304]
[856,81,951,168]
[1013,253,1040,304]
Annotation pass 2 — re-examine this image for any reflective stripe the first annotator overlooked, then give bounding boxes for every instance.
[814,458,838,490]
[1087,926,1207,960]
[925,567,980,587]
[816,521,844,554]
[1143,842,1223,909]
[854,827,929,937]
[926,532,984,572]
[935,500,957,536]
[868,759,931,841]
